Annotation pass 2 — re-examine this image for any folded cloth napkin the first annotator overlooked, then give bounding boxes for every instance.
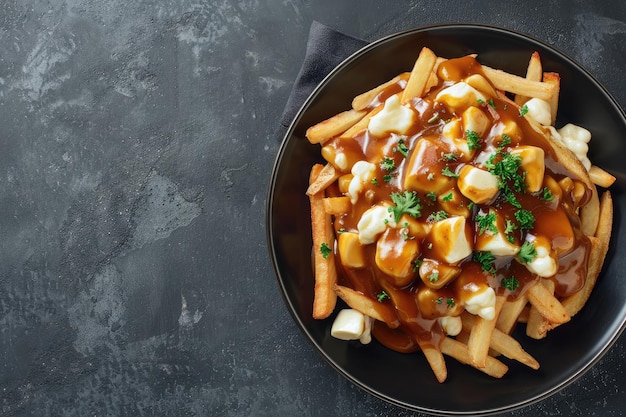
[277,21,367,141]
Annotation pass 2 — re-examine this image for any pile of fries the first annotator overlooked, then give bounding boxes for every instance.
[305,47,614,382]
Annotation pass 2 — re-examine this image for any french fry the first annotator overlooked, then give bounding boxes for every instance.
[467,296,505,368]
[440,337,508,378]
[334,285,400,328]
[514,51,543,105]
[561,191,613,317]
[580,185,600,237]
[526,279,556,340]
[306,163,339,196]
[589,165,616,188]
[542,72,560,125]
[305,109,367,144]
[309,164,337,319]
[351,73,409,111]
[462,313,539,370]
[417,339,448,383]
[339,104,384,139]
[401,47,438,104]
[482,65,556,101]
[496,296,528,335]
[526,281,570,325]
[323,196,351,215]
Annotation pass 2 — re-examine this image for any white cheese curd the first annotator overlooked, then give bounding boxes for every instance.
[557,123,592,170]
[439,315,462,336]
[457,165,499,204]
[524,235,558,278]
[509,146,545,193]
[524,98,552,126]
[330,309,373,344]
[430,216,473,264]
[435,82,486,111]
[347,160,376,204]
[464,286,497,320]
[368,94,415,137]
[334,152,349,171]
[357,204,395,244]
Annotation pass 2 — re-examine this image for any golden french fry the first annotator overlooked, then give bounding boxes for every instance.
[589,165,616,188]
[514,51,543,105]
[305,109,367,144]
[440,337,508,378]
[467,296,505,368]
[334,285,400,328]
[496,296,528,335]
[542,72,560,125]
[323,196,351,215]
[401,47,438,104]
[306,163,339,196]
[417,339,448,383]
[580,185,600,237]
[339,103,384,139]
[526,281,570,325]
[309,164,337,319]
[482,65,556,101]
[526,279,556,340]
[561,191,613,317]
[462,313,539,370]
[351,73,409,111]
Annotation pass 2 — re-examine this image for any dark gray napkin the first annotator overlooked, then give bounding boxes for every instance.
[277,21,367,140]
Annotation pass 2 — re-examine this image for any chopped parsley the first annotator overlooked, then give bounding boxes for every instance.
[412,258,423,272]
[499,134,512,148]
[427,210,448,223]
[427,172,435,181]
[515,209,535,230]
[442,192,454,202]
[377,291,390,303]
[502,276,520,291]
[488,98,497,109]
[475,212,498,235]
[388,191,422,223]
[381,157,395,171]
[371,178,379,186]
[428,114,440,124]
[395,137,409,158]
[473,251,496,274]
[383,174,393,183]
[426,191,437,202]
[442,153,458,162]
[320,242,332,259]
[519,104,529,117]
[441,166,458,178]
[477,98,486,104]
[428,271,439,282]
[338,228,346,234]
[517,241,538,264]
[446,298,456,308]
[466,129,482,151]
[541,187,554,201]
[435,297,443,304]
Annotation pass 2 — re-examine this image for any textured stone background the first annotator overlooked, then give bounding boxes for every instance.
[0,1,624,416]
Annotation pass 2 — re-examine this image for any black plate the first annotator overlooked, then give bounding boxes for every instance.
[267,24,626,415]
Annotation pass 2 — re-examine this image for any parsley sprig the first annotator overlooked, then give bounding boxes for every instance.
[388,191,422,223]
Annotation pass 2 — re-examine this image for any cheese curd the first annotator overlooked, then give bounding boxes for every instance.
[435,82,486,111]
[330,309,373,344]
[557,123,592,170]
[357,204,395,244]
[348,160,376,204]
[438,315,462,336]
[463,286,497,320]
[524,98,552,126]
[523,235,558,278]
[368,94,415,137]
